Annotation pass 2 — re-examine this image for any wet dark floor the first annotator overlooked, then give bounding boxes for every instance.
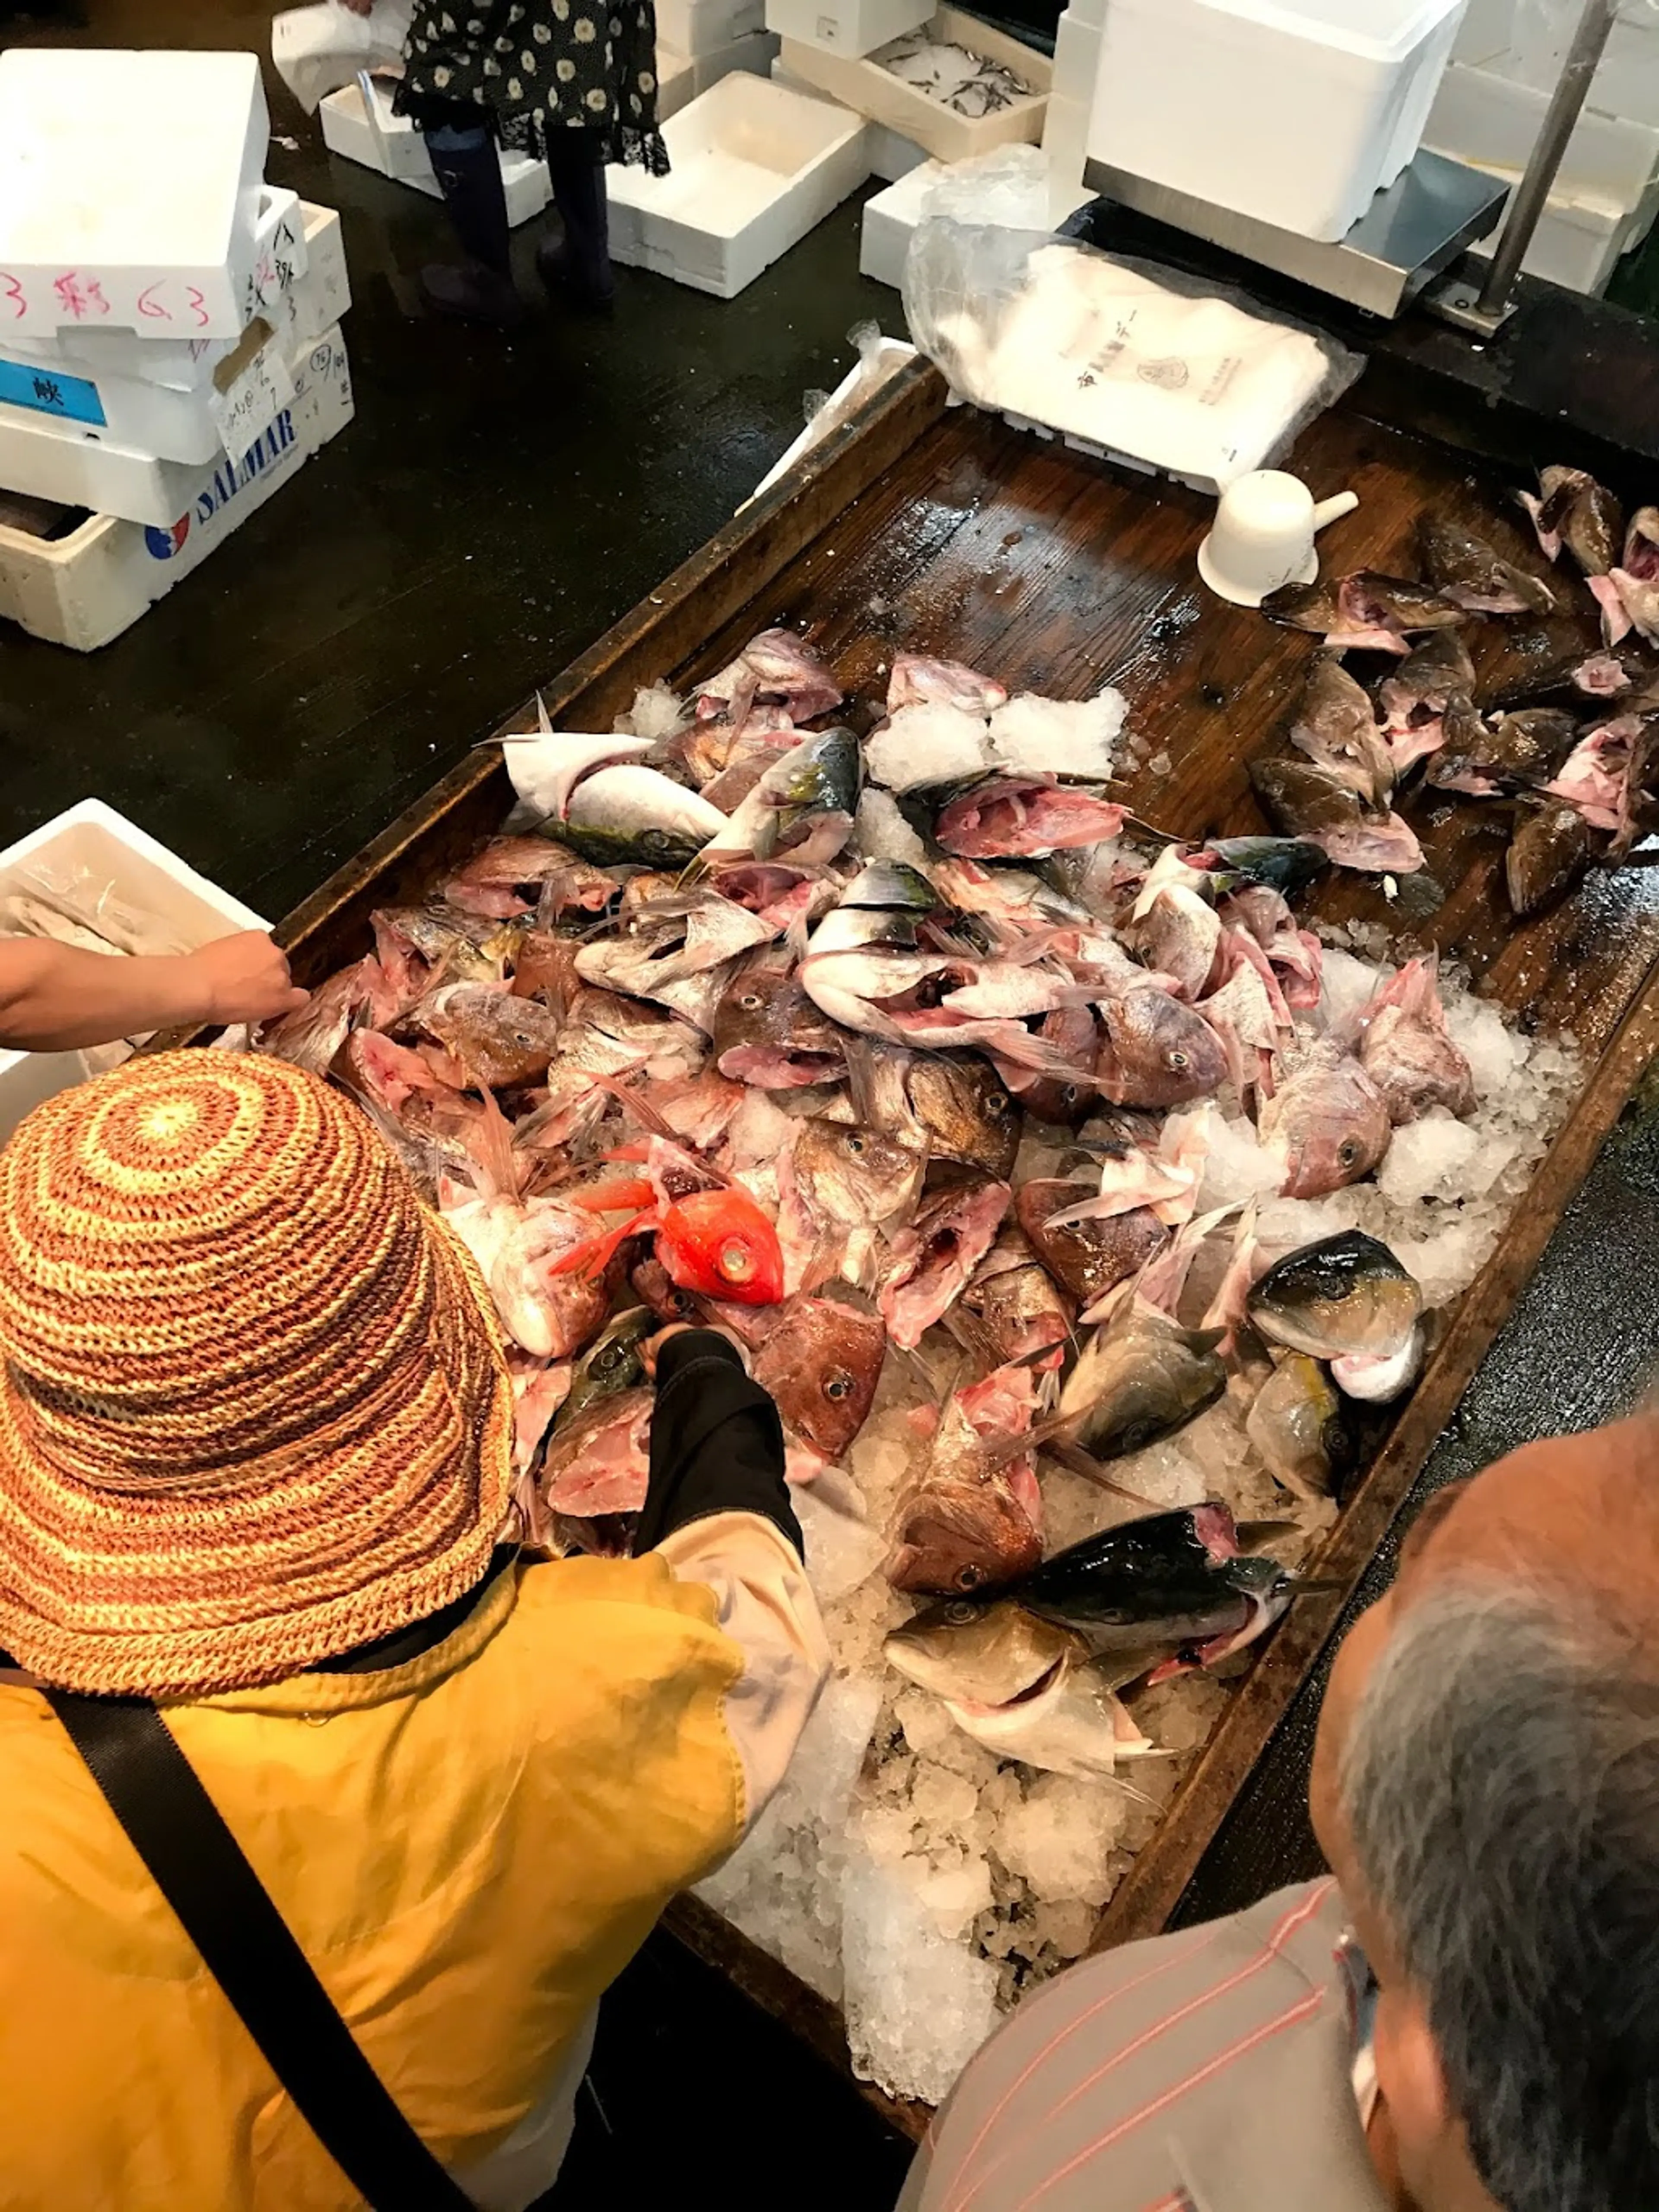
[4,7,1659,2207]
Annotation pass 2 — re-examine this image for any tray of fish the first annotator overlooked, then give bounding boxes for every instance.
[231,357,1659,2119]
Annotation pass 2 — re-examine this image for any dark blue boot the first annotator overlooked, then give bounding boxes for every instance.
[538,131,615,313]
[421,124,528,329]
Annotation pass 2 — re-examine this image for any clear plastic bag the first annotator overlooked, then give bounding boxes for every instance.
[0,859,192,960]
[901,218,1364,493]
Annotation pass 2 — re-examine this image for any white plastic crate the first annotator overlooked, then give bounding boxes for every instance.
[659,0,766,57]
[1090,0,1465,243]
[658,31,782,118]
[320,79,552,224]
[779,8,1050,165]
[764,0,933,60]
[0,50,269,340]
[0,799,270,1141]
[0,192,318,465]
[0,327,355,650]
[606,73,871,298]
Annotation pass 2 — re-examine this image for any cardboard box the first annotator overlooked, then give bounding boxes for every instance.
[764,0,932,60]
[779,8,1049,165]
[659,0,766,59]
[606,73,871,298]
[0,798,269,1141]
[0,192,323,465]
[320,79,552,223]
[0,50,268,340]
[0,327,355,651]
[658,31,782,120]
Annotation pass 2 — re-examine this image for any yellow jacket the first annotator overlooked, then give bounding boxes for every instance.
[0,1515,826,2210]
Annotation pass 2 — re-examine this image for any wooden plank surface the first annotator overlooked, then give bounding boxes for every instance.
[241,381,1659,2120]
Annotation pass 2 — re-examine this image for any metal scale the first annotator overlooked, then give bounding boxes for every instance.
[1082,0,1622,334]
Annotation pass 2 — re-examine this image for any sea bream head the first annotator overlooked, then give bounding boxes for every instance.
[750,1296,887,1461]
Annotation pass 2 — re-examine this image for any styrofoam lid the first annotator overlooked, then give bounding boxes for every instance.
[1201,0,1464,63]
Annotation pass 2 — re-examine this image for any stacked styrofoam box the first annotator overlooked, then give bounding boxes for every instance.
[1044,6,1104,191]
[606,71,871,296]
[658,29,782,120]
[779,6,1051,163]
[1490,0,1659,125]
[320,76,553,225]
[769,55,927,174]
[0,800,269,1139]
[1424,36,1659,292]
[859,154,1092,286]
[0,47,356,600]
[765,0,933,57]
[1089,0,1465,243]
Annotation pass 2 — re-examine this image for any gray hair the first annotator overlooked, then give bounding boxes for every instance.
[1340,1576,1659,2212]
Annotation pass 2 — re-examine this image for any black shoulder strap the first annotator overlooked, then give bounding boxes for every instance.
[46,1690,475,2212]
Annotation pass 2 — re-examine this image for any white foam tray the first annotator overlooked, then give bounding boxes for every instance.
[0,50,269,339]
[606,72,871,298]
[1090,0,1465,244]
[1467,181,1642,296]
[320,79,551,224]
[0,799,269,1141]
[660,0,766,59]
[779,6,1050,165]
[659,30,782,119]
[765,0,932,60]
[0,192,321,465]
[0,325,355,651]
[1489,3,1659,130]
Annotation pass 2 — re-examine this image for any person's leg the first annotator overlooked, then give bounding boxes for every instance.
[539,130,615,312]
[421,119,527,327]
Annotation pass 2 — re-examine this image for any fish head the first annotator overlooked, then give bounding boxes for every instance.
[656,1187,786,1306]
[886,1478,1045,1597]
[751,1298,887,1459]
[559,1304,656,1426]
[712,950,845,1088]
[1062,1309,1228,1459]
[1096,988,1227,1108]
[884,1596,1078,1705]
[903,1053,1020,1178]
[1015,1181,1169,1305]
[1249,1229,1421,1360]
[1260,1057,1392,1197]
[794,1117,926,1227]
[1506,800,1593,916]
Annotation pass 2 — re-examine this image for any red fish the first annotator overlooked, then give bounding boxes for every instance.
[549,1184,786,1307]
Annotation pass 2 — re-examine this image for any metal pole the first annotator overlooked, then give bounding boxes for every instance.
[1476,0,1620,315]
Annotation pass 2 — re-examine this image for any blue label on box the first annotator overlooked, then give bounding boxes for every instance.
[0,356,106,426]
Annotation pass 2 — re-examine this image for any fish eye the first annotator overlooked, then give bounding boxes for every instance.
[845,1133,866,1155]
[955,1566,987,1593]
[1338,1140,1360,1167]
[944,1600,979,1625]
[824,1373,853,1400]
[718,1238,756,1283]
[739,993,764,1010]
[1167,1050,1190,1072]
[988,1091,1011,1116]
[1061,1085,1080,1107]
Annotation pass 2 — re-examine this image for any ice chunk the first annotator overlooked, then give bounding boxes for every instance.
[864,702,993,792]
[789,1673,885,1833]
[1196,1113,1283,1209]
[987,691,1125,782]
[795,1470,888,1604]
[994,1773,1129,1904]
[1319,945,1389,1038]
[912,1857,995,1938]
[1443,993,1523,1100]
[1376,1109,1484,1207]
[855,786,930,866]
[621,680,688,741]
[841,1848,1002,2104]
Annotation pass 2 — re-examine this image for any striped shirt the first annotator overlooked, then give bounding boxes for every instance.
[899,1879,1389,2212]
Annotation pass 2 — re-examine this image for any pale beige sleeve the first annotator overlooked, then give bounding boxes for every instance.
[657,1510,830,1834]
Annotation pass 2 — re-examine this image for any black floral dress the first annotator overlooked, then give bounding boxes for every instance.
[394,0,667,174]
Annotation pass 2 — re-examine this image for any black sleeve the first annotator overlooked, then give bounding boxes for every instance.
[632,1330,803,1559]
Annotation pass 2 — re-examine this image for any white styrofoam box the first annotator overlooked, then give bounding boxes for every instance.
[0,800,270,1140]
[0,204,347,401]
[659,0,765,56]
[780,9,1051,164]
[860,158,947,282]
[1042,88,1092,190]
[0,328,354,655]
[658,30,782,119]
[1452,0,1513,64]
[1090,0,1465,244]
[765,0,932,60]
[320,79,552,223]
[0,51,268,340]
[1052,9,1103,105]
[606,73,871,298]
[1468,181,1636,293]
[869,123,929,181]
[0,193,318,465]
[1494,2,1659,124]
[1425,62,1659,213]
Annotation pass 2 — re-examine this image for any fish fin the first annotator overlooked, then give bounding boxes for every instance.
[588,1072,685,1146]
[461,1084,525,1203]
[544,1210,656,1282]
[1039,1435,1159,1506]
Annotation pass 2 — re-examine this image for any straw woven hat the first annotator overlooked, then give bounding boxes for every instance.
[0,1050,514,1699]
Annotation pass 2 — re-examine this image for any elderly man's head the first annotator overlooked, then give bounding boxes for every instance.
[1309,1419,1659,2212]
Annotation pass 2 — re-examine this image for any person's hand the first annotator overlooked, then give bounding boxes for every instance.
[183,933,309,1027]
[641,1321,748,1378]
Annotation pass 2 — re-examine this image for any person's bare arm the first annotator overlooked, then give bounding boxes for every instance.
[0,932,308,1052]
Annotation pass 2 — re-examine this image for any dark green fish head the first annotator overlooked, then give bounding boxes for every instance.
[556,1305,656,1429]
[1248,1230,1421,1362]
[776,726,861,827]
[559,820,709,870]
[1203,836,1329,898]
[1013,1503,1259,1652]
[839,859,939,912]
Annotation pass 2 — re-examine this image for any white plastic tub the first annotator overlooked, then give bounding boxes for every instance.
[1090,0,1467,243]
[606,73,871,298]
[0,799,269,1141]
